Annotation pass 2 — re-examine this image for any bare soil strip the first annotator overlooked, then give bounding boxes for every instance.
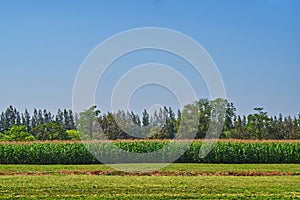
[0,170,299,176]
[1,139,300,145]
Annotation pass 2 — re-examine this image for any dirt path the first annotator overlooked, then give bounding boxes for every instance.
[0,170,299,176]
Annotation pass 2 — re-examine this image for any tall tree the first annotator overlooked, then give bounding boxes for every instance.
[224,101,236,132]
[142,109,150,127]
[247,107,269,140]
[37,109,44,126]
[197,99,211,139]
[31,109,38,129]
[55,109,64,125]
[68,110,76,130]
[78,106,101,140]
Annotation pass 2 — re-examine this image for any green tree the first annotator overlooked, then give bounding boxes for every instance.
[174,109,181,134]
[283,116,294,139]
[233,115,244,138]
[31,122,68,140]
[177,101,199,139]
[0,112,6,132]
[78,106,101,140]
[66,130,80,140]
[23,109,31,131]
[100,112,125,139]
[55,109,64,126]
[247,107,269,140]
[43,109,52,124]
[37,109,44,126]
[2,125,34,141]
[272,114,285,139]
[68,110,76,130]
[31,108,38,129]
[224,101,236,132]
[160,107,176,139]
[197,99,211,139]
[142,109,150,127]
[4,106,17,130]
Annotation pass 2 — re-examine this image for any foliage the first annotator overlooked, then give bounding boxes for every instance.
[66,130,80,140]
[31,122,69,140]
[0,140,299,164]
[78,106,101,140]
[1,100,300,141]
[247,107,270,139]
[1,125,34,141]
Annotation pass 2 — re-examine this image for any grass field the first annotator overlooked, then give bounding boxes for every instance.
[1,163,300,173]
[0,164,299,199]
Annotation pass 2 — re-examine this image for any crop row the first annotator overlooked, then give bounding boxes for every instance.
[0,140,299,164]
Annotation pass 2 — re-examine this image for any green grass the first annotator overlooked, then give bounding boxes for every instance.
[0,164,300,199]
[0,175,299,199]
[0,163,300,173]
[164,163,300,173]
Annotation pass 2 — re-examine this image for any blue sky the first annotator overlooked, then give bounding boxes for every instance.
[0,0,299,116]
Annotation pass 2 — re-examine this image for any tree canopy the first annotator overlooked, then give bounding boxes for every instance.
[0,99,300,141]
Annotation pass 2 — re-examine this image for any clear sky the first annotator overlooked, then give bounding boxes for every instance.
[0,0,299,116]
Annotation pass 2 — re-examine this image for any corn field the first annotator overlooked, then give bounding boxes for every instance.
[0,140,299,164]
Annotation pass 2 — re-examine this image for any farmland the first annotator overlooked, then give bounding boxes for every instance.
[0,140,299,164]
[0,164,300,199]
[0,140,300,199]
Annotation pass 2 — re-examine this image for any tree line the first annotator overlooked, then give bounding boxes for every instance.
[0,99,300,141]
[0,106,78,141]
